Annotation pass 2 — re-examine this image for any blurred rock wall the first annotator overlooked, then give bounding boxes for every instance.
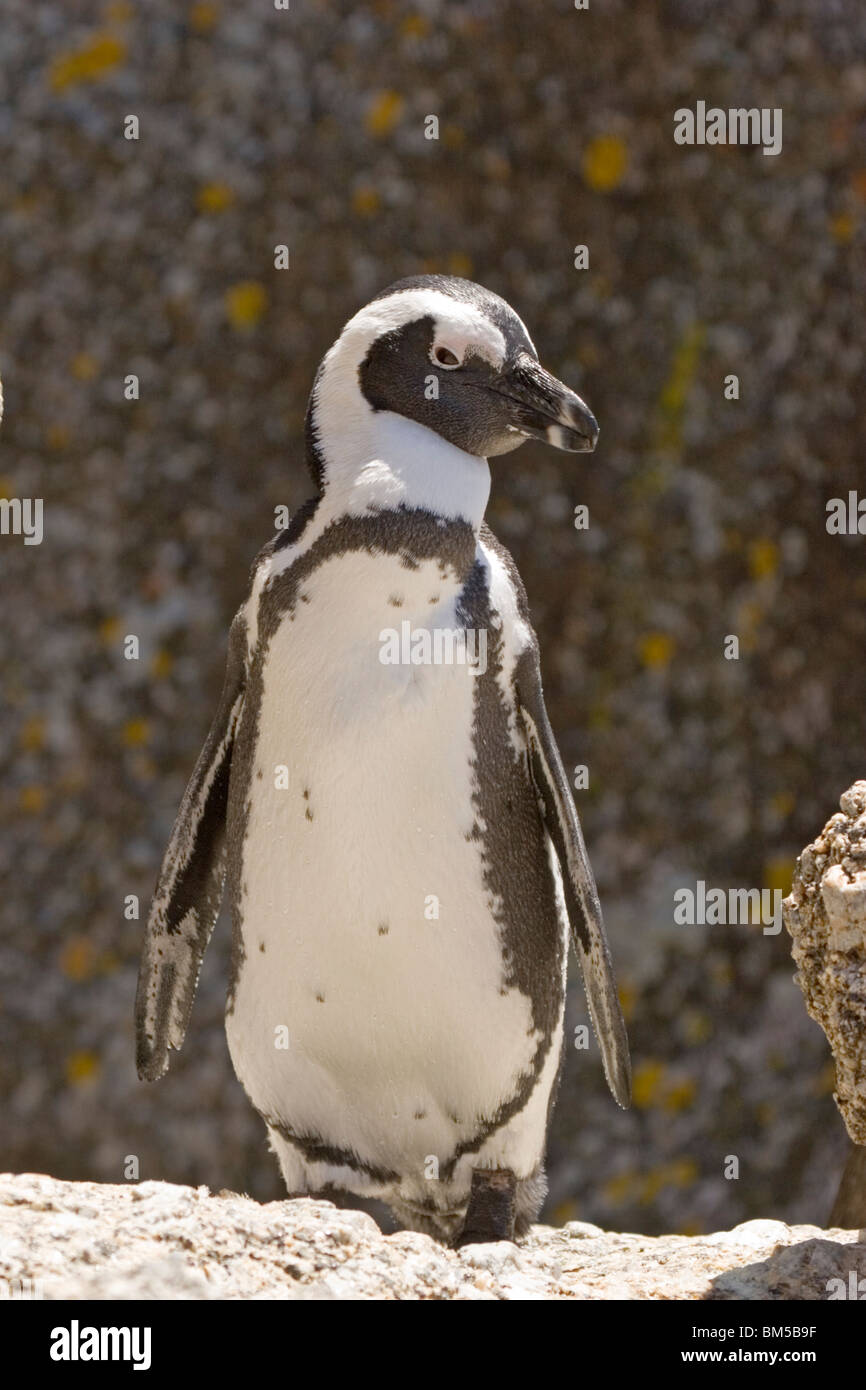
[1,0,865,1235]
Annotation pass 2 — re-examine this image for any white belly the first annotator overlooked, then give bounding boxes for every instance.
[225,551,555,1183]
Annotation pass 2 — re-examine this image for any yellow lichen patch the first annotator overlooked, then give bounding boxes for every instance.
[150,649,173,680]
[49,32,127,92]
[66,1050,100,1086]
[443,124,466,149]
[19,717,45,752]
[61,937,97,983]
[641,1159,698,1205]
[662,1077,696,1113]
[651,320,707,455]
[603,1170,637,1206]
[190,1,220,31]
[447,251,473,278]
[352,185,381,217]
[0,476,12,499]
[19,785,46,814]
[197,182,235,213]
[98,949,121,976]
[735,598,763,651]
[400,13,430,39]
[581,134,628,192]
[638,631,675,670]
[639,1167,669,1205]
[748,538,779,581]
[98,615,122,645]
[681,1009,712,1045]
[225,281,267,331]
[71,352,98,381]
[45,425,70,451]
[122,718,150,748]
[830,212,855,245]
[659,322,705,419]
[771,792,795,820]
[632,1059,666,1109]
[764,855,795,896]
[365,90,404,137]
[710,956,733,988]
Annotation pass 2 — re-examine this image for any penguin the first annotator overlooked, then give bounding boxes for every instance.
[135,275,631,1246]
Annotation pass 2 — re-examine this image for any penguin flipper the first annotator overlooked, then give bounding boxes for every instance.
[515,647,632,1109]
[135,608,247,1081]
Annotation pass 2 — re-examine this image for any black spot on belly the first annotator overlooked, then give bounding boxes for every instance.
[388,595,403,608]
[225,509,480,1024]
[315,992,325,1003]
[256,768,263,780]
[428,595,440,605]
[377,922,389,936]
[259,942,266,953]
[414,1110,426,1120]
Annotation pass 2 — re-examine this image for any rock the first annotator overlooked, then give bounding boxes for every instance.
[0,1174,863,1301]
[783,785,866,1224]
[783,787,866,1145]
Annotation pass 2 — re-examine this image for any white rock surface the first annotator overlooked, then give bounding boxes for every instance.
[1,1174,863,1301]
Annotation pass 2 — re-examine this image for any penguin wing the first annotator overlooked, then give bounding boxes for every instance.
[135,606,248,1081]
[514,643,631,1107]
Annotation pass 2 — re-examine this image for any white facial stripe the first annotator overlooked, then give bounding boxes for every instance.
[306,288,500,526]
[336,288,507,371]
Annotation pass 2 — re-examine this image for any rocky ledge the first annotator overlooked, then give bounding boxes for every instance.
[1,1174,864,1300]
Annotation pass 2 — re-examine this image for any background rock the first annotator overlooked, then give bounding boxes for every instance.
[784,782,866,1224]
[1,1,865,1235]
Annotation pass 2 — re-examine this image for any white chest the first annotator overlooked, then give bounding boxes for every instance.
[225,548,549,1166]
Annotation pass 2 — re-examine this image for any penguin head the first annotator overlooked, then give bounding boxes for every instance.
[307,276,598,498]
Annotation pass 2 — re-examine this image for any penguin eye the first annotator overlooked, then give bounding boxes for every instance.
[432,345,461,369]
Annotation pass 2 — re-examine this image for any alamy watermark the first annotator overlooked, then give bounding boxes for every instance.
[379,621,487,675]
[50,1321,151,1370]
[0,497,42,545]
[674,881,782,935]
[674,102,782,157]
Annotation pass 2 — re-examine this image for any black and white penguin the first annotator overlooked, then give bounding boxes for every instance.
[135,275,631,1245]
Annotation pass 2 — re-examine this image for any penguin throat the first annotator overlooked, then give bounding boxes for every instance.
[308,398,492,532]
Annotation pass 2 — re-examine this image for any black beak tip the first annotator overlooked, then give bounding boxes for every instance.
[568,403,599,452]
[582,416,600,451]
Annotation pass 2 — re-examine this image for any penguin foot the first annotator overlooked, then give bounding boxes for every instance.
[453,1168,517,1247]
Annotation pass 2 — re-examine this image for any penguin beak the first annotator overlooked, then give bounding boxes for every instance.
[495,354,599,453]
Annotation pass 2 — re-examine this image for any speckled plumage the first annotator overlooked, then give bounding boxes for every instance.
[136,277,629,1243]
